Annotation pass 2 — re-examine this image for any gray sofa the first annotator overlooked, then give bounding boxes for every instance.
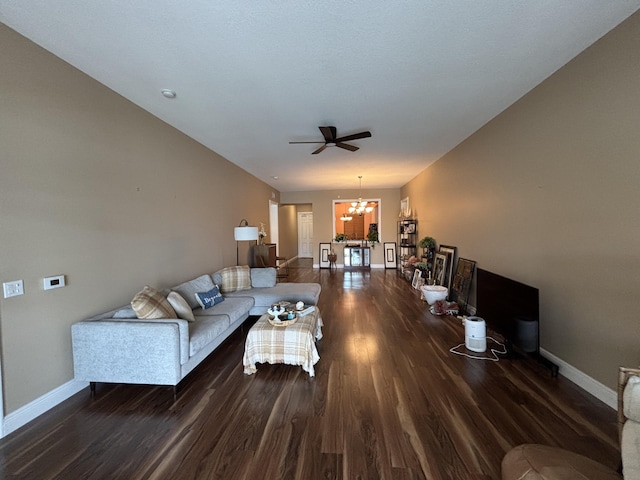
[71,267,321,392]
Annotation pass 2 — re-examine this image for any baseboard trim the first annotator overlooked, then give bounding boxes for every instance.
[2,379,88,438]
[540,348,616,410]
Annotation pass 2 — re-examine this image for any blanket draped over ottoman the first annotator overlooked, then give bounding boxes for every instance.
[243,307,323,377]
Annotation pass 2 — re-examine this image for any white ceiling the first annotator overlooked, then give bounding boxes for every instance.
[2,1,639,192]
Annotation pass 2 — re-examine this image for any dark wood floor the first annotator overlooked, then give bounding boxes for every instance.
[0,260,619,479]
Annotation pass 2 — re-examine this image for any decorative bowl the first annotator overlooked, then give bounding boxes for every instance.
[267,305,287,318]
[421,285,448,305]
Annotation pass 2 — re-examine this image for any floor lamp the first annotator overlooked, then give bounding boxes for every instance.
[234,219,259,265]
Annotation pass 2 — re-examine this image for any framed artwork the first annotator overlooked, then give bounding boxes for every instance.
[399,221,416,234]
[450,258,476,315]
[433,252,448,287]
[319,242,331,269]
[411,269,423,289]
[384,242,397,269]
[400,197,410,218]
[438,245,457,294]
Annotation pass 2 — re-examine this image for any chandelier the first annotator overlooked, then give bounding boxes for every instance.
[348,176,374,216]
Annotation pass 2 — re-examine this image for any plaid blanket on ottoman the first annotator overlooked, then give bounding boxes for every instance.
[243,307,323,377]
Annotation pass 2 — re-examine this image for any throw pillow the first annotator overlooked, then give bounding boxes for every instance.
[166,291,196,322]
[194,286,225,310]
[172,274,216,310]
[219,266,251,293]
[250,267,277,288]
[131,286,177,319]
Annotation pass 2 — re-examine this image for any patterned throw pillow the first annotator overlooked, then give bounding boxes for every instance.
[195,286,225,310]
[166,291,196,322]
[219,266,251,293]
[131,286,177,319]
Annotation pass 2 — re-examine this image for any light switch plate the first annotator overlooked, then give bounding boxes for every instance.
[44,275,65,290]
[3,280,24,298]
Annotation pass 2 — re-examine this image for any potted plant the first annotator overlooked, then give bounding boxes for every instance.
[418,236,436,259]
[334,233,348,242]
[366,230,379,248]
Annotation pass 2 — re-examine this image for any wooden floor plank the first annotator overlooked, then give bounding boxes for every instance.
[0,259,619,479]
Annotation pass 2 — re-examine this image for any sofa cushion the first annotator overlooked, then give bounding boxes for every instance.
[131,286,177,319]
[225,282,321,309]
[251,267,277,288]
[188,316,230,357]
[192,296,254,321]
[172,274,215,310]
[166,291,196,322]
[219,266,251,293]
[624,375,640,422]
[622,376,640,478]
[195,286,224,310]
[622,419,640,479]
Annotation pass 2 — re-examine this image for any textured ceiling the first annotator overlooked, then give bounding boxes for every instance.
[2,1,639,192]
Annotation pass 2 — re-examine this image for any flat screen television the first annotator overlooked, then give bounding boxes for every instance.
[475,268,539,354]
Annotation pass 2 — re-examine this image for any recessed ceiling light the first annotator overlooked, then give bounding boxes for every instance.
[271,176,279,180]
[161,89,176,99]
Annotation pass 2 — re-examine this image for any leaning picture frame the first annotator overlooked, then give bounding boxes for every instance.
[411,269,422,289]
[433,252,448,287]
[384,242,397,269]
[450,258,476,316]
[319,242,331,269]
[438,245,457,294]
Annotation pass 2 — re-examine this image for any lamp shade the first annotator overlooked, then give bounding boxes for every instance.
[234,226,259,241]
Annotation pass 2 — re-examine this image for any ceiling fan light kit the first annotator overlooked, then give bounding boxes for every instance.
[289,126,371,154]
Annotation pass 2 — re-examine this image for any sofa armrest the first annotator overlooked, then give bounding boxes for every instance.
[71,318,189,386]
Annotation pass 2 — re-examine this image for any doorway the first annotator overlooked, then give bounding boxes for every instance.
[297,212,313,258]
[269,200,279,255]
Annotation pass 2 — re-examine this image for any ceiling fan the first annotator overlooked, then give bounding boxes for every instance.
[289,126,372,155]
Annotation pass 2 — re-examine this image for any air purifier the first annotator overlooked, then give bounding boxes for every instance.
[465,316,487,353]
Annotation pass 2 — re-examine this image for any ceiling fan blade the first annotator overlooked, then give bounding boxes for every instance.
[336,142,359,152]
[289,141,325,144]
[334,131,372,143]
[319,126,337,142]
[312,144,328,155]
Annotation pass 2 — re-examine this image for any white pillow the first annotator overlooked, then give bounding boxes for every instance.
[167,291,196,322]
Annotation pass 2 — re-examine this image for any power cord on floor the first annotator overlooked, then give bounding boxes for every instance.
[449,334,508,362]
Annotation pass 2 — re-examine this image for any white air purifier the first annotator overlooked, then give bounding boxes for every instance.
[464,316,487,353]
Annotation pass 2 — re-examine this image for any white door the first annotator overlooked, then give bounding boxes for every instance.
[298,212,313,258]
[269,201,279,254]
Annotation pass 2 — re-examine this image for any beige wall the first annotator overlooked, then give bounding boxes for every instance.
[0,25,279,413]
[282,189,401,265]
[278,204,299,260]
[403,12,640,389]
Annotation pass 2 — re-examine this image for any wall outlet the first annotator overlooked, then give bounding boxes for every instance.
[44,275,66,290]
[3,280,24,298]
